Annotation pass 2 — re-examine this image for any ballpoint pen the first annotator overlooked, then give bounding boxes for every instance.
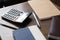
[32,12,40,27]
[0,23,18,30]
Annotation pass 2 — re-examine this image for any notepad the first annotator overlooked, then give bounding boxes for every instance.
[28,0,60,20]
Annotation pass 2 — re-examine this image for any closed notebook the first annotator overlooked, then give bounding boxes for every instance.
[13,27,35,40]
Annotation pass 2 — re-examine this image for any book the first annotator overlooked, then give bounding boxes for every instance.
[13,27,35,40]
[13,25,46,40]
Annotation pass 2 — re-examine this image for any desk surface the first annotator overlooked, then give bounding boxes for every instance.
[0,2,46,40]
[28,0,60,20]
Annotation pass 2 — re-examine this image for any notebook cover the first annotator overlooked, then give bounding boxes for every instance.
[13,28,35,40]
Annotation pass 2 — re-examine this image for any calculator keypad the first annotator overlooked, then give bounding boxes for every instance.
[7,9,22,16]
[2,9,23,21]
[3,14,16,20]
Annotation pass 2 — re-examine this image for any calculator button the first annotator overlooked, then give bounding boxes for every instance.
[7,9,21,16]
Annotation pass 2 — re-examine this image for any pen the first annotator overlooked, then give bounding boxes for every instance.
[0,23,18,30]
[32,12,40,27]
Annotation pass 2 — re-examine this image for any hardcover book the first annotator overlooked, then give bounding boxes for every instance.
[13,27,35,40]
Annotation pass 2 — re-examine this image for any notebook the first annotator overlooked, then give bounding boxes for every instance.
[13,25,46,40]
[13,27,35,40]
[28,0,60,20]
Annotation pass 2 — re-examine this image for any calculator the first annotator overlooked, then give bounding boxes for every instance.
[2,9,32,23]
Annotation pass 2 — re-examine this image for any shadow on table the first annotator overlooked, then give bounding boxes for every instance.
[2,17,32,28]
